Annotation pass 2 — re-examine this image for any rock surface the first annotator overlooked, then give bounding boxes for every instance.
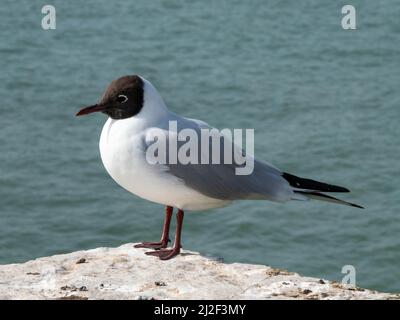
[0,243,397,300]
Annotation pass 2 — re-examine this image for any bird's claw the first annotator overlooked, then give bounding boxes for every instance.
[134,241,168,250]
[145,247,181,260]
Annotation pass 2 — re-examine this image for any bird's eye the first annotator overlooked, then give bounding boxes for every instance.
[117,94,128,103]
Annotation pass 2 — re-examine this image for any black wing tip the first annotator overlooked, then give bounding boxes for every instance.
[350,203,364,209]
[332,186,350,193]
[282,172,350,193]
[295,190,364,209]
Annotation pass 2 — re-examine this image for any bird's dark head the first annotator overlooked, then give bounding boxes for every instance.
[76,75,144,120]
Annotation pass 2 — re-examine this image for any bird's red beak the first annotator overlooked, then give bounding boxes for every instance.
[76,104,107,116]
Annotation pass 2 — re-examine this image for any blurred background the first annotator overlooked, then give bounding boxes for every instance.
[1,0,399,292]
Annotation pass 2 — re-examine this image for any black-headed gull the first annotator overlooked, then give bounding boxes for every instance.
[76,75,362,260]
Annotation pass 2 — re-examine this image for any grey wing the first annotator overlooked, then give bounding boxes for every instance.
[167,158,293,202]
[146,117,294,202]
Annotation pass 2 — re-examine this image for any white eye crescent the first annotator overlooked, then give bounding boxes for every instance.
[117,94,128,103]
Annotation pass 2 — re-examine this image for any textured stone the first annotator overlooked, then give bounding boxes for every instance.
[0,243,397,300]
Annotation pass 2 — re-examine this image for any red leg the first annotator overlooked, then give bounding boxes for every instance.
[146,209,184,260]
[134,206,173,249]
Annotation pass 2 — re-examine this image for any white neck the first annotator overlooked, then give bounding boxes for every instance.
[136,77,169,124]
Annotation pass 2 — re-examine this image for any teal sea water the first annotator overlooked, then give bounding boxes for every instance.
[1,1,399,292]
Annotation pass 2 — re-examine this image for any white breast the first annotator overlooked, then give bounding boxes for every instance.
[99,118,230,211]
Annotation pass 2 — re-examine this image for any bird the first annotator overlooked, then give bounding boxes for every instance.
[76,75,363,260]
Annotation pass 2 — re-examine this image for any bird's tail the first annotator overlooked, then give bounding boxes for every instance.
[282,172,364,209]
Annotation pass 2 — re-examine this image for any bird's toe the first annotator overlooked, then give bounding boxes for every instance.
[134,241,167,249]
